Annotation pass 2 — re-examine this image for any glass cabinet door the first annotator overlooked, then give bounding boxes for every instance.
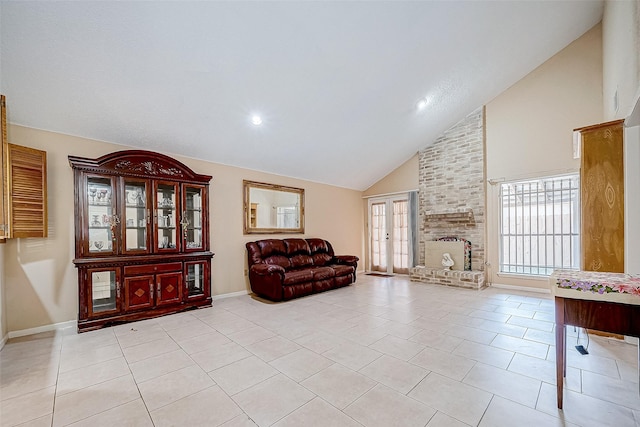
[155,182,179,252]
[87,176,117,255]
[88,268,120,316]
[183,185,205,251]
[185,261,207,299]
[123,180,149,254]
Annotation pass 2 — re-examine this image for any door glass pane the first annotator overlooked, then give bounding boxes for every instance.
[186,263,204,296]
[157,184,177,249]
[92,270,116,313]
[124,181,147,251]
[185,187,203,249]
[87,177,114,253]
[371,202,386,271]
[392,200,409,274]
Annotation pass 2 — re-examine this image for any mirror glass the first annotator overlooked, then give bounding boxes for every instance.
[243,180,304,234]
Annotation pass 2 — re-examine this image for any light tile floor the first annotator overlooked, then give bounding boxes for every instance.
[2,275,640,426]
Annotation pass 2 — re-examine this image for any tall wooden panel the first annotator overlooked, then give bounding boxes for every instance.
[578,119,625,272]
[6,143,48,238]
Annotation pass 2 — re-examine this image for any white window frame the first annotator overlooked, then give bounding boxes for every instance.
[498,173,580,277]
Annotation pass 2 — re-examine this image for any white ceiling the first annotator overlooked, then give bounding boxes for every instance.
[0,1,603,190]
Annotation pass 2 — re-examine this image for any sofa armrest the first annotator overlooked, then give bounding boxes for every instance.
[334,255,359,266]
[248,263,286,301]
[250,263,285,276]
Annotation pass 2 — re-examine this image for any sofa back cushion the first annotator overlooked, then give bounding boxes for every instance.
[256,239,291,270]
[284,238,313,269]
[306,238,334,266]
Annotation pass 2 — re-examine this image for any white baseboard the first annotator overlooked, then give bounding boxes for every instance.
[213,290,250,300]
[7,320,76,340]
[489,282,551,294]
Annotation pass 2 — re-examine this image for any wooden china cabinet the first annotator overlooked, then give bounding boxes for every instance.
[69,150,213,332]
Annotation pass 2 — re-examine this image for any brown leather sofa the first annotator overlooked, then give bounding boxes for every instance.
[245,238,359,302]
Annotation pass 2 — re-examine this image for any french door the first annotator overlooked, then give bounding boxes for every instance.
[368,196,410,274]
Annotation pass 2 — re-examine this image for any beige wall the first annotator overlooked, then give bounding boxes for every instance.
[485,24,604,290]
[603,0,640,120]
[5,124,363,333]
[0,245,6,342]
[603,0,640,275]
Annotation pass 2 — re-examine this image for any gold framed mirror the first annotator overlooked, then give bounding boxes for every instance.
[243,180,304,234]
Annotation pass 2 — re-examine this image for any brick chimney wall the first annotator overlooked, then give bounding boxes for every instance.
[418,107,486,271]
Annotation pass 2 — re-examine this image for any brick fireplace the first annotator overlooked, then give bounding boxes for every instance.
[410,107,486,290]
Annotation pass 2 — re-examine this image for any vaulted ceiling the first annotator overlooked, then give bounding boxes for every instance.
[0,1,603,190]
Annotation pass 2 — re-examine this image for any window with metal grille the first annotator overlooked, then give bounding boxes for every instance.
[499,174,580,276]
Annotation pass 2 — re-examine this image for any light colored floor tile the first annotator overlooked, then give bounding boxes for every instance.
[462,363,542,408]
[190,341,252,372]
[409,373,492,426]
[0,365,58,401]
[301,364,377,409]
[138,365,215,411]
[475,319,527,338]
[508,353,582,391]
[409,329,463,352]
[128,348,195,383]
[56,357,130,396]
[214,318,257,335]
[376,320,423,339]
[273,397,361,427]
[14,413,53,427]
[410,347,475,381]
[323,341,382,371]
[165,322,216,343]
[115,327,169,349]
[270,348,334,382]
[58,343,123,373]
[245,336,301,362]
[175,330,231,354]
[150,385,242,427]
[523,328,556,346]
[52,375,140,427]
[345,383,437,427]
[122,337,179,364]
[468,309,511,323]
[61,329,116,354]
[66,399,153,427]
[220,414,258,427]
[294,331,351,354]
[537,382,637,427]
[490,334,549,359]
[337,324,388,346]
[582,369,640,410]
[561,347,621,378]
[210,355,279,396]
[369,335,425,361]
[359,354,429,394]
[227,326,276,346]
[0,386,55,426]
[479,396,578,427]
[452,340,514,369]
[426,411,470,427]
[233,374,314,427]
[507,316,554,332]
[446,325,497,345]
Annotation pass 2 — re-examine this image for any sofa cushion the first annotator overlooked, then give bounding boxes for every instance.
[264,255,291,270]
[283,269,314,285]
[285,239,313,269]
[307,238,329,254]
[258,239,287,258]
[312,253,332,266]
[311,266,335,281]
[332,264,355,277]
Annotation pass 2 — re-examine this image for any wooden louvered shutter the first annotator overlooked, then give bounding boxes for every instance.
[0,95,7,240]
[6,143,48,238]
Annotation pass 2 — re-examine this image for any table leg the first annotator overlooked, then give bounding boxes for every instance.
[555,297,565,409]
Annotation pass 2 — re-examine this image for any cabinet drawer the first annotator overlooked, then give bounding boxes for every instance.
[124,262,182,276]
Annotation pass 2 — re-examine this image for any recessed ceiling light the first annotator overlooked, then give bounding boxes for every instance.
[416,98,429,112]
[251,115,263,126]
